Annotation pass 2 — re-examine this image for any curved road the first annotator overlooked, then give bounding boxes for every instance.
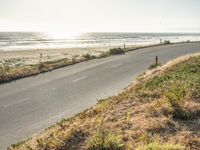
[0,43,200,149]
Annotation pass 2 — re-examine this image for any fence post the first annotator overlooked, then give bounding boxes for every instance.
[39,53,43,64]
[155,56,158,66]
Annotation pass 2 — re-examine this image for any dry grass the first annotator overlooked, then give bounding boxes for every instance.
[0,57,84,83]
[9,53,200,150]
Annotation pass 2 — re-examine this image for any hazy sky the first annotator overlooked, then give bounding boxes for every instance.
[0,0,200,32]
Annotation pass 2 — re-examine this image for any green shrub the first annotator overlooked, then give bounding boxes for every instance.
[148,63,161,69]
[164,80,189,108]
[109,48,124,55]
[194,78,200,98]
[60,129,86,149]
[0,66,5,76]
[172,107,191,120]
[164,40,171,44]
[3,64,11,72]
[38,62,47,71]
[186,40,190,43]
[99,52,110,58]
[136,142,183,150]
[163,81,192,120]
[87,129,124,150]
[83,53,95,59]
[164,81,188,108]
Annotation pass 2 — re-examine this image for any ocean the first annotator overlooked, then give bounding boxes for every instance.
[0,32,200,51]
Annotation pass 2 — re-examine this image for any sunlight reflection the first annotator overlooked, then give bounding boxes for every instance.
[46,31,82,39]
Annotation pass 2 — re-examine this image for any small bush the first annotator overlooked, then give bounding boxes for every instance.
[87,129,124,150]
[99,52,110,58]
[3,64,11,72]
[126,111,131,124]
[136,142,183,150]
[138,133,152,144]
[109,48,125,55]
[38,62,48,71]
[0,66,5,76]
[164,81,192,120]
[186,40,190,43]
[59,129,86,149]
[164,40,171,44]
[164,81,188,108]
[148,63,161,69]
[172,107,191,120]
[83,53,95,59]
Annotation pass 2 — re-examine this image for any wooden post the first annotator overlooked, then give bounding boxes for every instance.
[155,56,158,66]
[39,53,43,64]
[123,44,126,50]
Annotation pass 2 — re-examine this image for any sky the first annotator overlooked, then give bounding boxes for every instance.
[0,0,200,33]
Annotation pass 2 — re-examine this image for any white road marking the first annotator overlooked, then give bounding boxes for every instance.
[73,76,87,83]
[3,97,30,108]
[111,63,122,68]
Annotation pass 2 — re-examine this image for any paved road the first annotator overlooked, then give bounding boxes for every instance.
[0,43,200,149]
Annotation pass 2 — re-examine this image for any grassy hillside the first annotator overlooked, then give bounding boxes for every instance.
[9,54,200,150]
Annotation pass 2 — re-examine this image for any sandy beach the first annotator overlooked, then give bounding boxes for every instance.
[0,45,142,67]
[0,47,110,67]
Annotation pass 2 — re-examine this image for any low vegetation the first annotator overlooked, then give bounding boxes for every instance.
[87,129,124,150]
[99,51,111,58]
[82,53,96,59]
[9,53,200,150]
[0,58,78,83]
[163,40,171,44]
[136,142,183,150]
[109,48,125,55]
[148,62,161,69]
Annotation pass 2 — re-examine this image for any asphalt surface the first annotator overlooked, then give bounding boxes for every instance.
[0,43,200,149]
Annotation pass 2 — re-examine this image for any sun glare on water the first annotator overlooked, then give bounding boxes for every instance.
[46,31,82,39]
